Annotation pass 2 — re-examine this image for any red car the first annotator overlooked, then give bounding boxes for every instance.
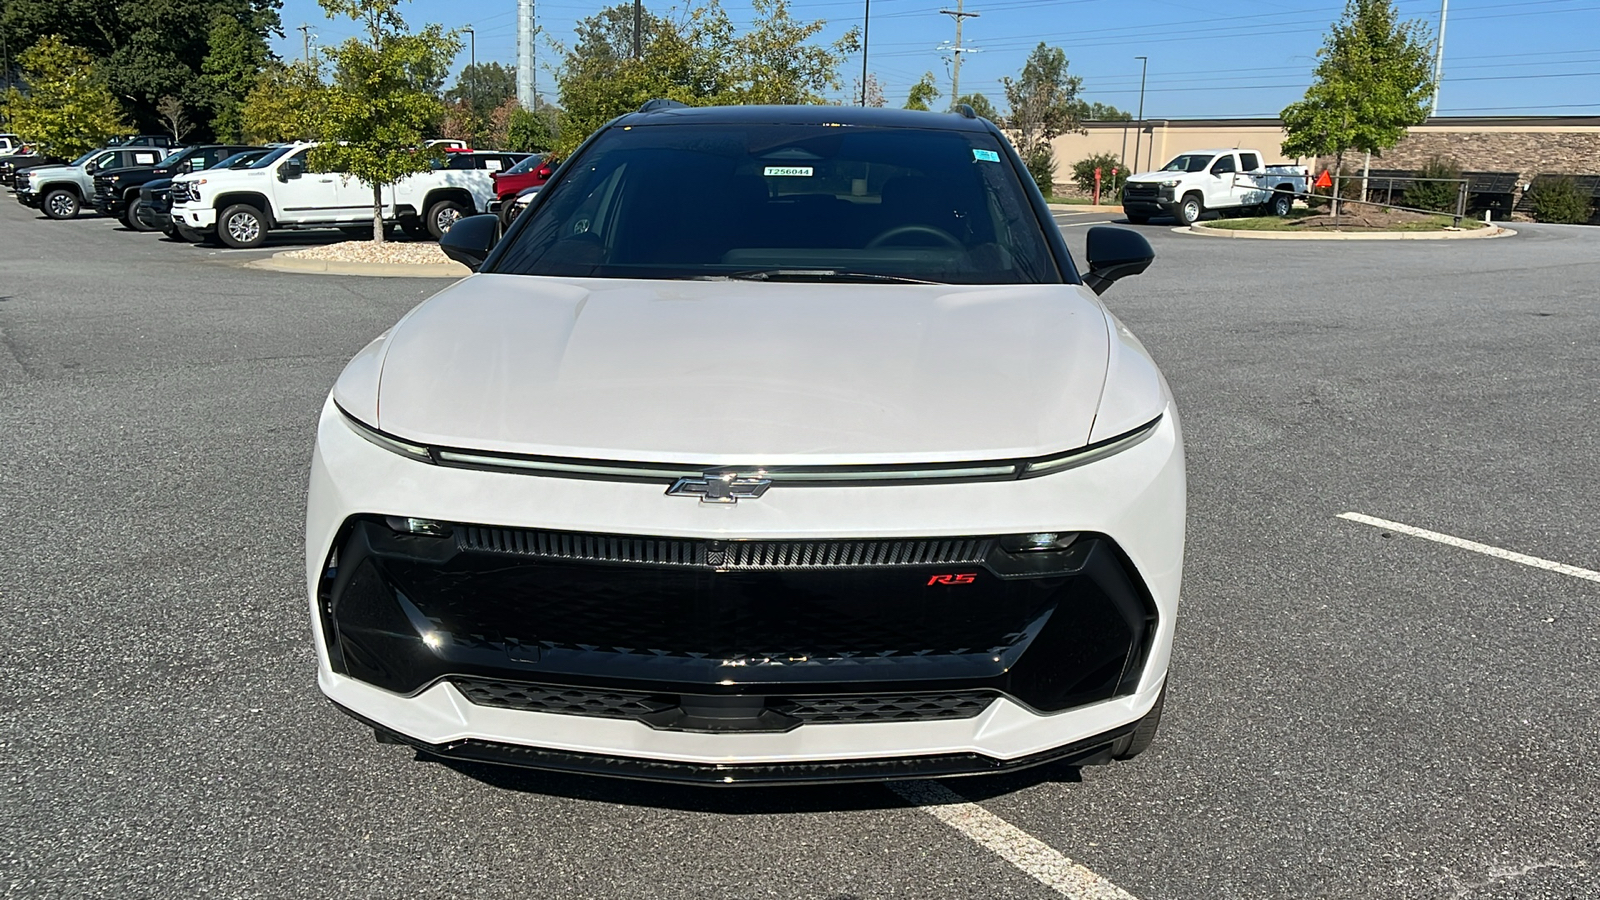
[491,156,558,224]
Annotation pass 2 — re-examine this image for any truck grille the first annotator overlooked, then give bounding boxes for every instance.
[1123,183,1160,201]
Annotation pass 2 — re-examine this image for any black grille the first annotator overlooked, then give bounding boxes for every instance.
[1123,183,1160,200]
[450,678,995,725]
[775,692,995,723]
[459,526,990,570]
[453,679,674,719]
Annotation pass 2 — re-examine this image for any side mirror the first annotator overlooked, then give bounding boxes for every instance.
[1082,226,1154,296]
[278,160,304,182]
[85,162,99,174]
[439,214,502,271]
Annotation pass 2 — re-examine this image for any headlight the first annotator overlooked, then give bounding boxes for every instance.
[999,532,1079,553]
[1159,179,1181,188]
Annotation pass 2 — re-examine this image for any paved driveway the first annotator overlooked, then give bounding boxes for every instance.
[3,201,1597,899]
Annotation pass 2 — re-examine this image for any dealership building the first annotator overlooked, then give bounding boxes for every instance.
[1051,115,1600,217]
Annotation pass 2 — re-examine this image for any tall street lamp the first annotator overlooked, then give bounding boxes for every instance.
[1132,56,1148,173]
[860,0,871,106]
[463,25,476,112]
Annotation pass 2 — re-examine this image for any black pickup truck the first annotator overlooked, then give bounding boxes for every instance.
[94,144,260,230]
[0,151,66,188]
[135,147,273,236]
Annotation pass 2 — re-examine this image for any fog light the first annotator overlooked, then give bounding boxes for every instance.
[1000,532,1079,553]
[384,516,451,537]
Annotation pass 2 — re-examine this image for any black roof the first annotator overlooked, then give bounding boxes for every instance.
[615,103,994,132]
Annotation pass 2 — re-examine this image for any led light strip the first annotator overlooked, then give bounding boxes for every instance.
[339,405,1161,486]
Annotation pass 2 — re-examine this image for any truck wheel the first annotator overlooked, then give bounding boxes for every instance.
[217,204,267,249]
[1114,685,1166,761]
[1176,195,1203,226]
[426,199,469,240]
[43,188,80,220]
[1125,213,1150,225]
[1271,191,1295,217]
[499,198,522,227]
[125,197,155,232]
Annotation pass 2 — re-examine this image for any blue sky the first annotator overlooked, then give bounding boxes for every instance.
[270,0,1600,117]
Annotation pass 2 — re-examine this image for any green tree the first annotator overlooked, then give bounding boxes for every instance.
[955,92,998,121]
[1,36,128,157]
[904,72,939,111]
[1079,101,1130,121]
[308,0,461,243]
[1280,0,1434,214]
[507,104,559,152]
[201,15,273,142]
[442,61,516,142]
[1528,177,1594,224]
[553,0,854,155]
[239,61,328,142]
[1,0,281,138]
[1003,43,1083,194]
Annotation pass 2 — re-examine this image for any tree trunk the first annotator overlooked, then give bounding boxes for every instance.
[372,182,385,245]
[1332,150,1345,222]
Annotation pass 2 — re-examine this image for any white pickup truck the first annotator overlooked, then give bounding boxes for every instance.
[169,142,528,247]
[1121,149,1309,225]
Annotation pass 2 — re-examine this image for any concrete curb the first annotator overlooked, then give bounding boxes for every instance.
[1183,222,1517,241]
[1049,203,1124,214]
[241,252,470,278]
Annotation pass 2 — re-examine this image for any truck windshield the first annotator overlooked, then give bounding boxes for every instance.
[246,147,296,169]
[493,123,1061,285]
[1160,155,1214,173]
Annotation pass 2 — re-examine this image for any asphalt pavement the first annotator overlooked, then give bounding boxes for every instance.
[2,200,1597,900]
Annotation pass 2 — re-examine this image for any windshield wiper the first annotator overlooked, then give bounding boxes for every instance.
[694,269,943,285]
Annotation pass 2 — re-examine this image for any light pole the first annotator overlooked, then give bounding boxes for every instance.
[463,25,476,112]
[1431,0,1448,115]
[860,0,871,106]
[1132,56,1148,173]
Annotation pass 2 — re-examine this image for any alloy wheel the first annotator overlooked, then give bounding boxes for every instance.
[227,212,261,245]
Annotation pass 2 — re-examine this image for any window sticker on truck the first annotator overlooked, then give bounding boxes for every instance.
[764,166,813,177]
[973,149,1000,163]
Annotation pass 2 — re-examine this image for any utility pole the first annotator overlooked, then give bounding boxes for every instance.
[298,24,312,65]
[860,0,871,106]
[517,0,535,108]
[1430,0,1448,116]
[633,0,643,60]
[1132,56,1148,174]
[938,0,979,109]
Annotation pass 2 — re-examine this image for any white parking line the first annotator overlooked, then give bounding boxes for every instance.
[888,780,1139,899]
[1338,512,1600,583]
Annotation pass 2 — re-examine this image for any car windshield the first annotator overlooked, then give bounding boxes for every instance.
[1160,154,1215,173]
[70,151,99,166]
[503,154,547,175]
[493,123,1061,285]
[211,151,261,169]
[247,146,296,169]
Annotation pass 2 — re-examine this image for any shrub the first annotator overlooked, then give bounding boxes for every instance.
[1071,152,1132,198]
[1529,176,1594,224]
[1403,156,1464,212]
[1024,144,1057,197]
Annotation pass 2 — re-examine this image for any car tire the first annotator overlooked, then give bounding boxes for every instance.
[1114,685,1166,760]
[499,198,522,228]
[43,188,80,220]
[1271,190,1295,217]
[1125,214,1150,225]
[426,199,469,240]
[126,198,155,232]
[174,223,204,243]
[217,204,267,249]
[1176,195,1203,226]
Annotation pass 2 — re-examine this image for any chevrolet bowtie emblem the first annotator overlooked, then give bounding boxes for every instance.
[666,472,773,504]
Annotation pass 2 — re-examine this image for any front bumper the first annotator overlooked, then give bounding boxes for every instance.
[173,204,217,230]
[307,396,1185,779]
[15,189,40,208]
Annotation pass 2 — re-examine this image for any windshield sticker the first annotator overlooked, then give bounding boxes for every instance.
[764,166,813,177]
[972,149,1000,163]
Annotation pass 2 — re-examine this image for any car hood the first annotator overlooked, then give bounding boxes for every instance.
[358,275,1113,465]
[1126,171,1190,184]
[21,165,79,179]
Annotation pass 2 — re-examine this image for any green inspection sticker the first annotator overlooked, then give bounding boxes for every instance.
[763,166,814,177]
[973,149,1001,162]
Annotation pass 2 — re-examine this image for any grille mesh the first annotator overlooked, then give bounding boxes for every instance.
[458,526,990,570]
[450,678,995,724]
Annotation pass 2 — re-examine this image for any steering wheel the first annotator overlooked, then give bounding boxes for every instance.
[866,224,962,249]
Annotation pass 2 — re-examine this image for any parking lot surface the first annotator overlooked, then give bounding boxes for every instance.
[2,202,1597,899]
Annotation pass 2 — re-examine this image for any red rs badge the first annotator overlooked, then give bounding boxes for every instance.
[927,573,977,585]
